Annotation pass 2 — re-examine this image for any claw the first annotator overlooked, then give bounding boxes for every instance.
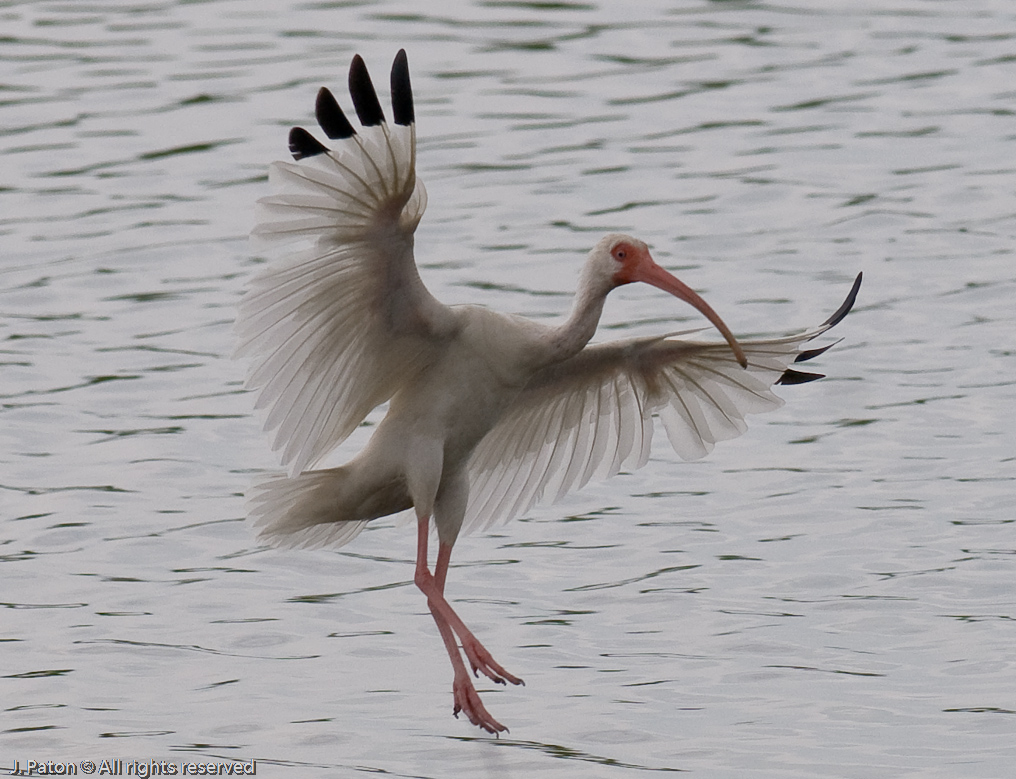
[451,672,509,735]
[459,635,524,688]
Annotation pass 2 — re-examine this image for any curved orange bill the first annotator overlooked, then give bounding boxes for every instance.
[635,260,748,368]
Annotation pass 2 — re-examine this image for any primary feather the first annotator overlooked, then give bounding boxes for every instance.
[460,312,855,537]
[236,51,450,476]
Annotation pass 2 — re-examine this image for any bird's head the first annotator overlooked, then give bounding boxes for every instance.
[592,233,748,368]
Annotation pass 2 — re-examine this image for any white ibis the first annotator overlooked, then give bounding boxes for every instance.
[236,50,861,735]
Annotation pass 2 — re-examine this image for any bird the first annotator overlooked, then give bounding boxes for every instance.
[235,49,861,735]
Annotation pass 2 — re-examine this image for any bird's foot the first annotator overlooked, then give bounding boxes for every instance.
[460,634,524,687]
[451,671,509,736]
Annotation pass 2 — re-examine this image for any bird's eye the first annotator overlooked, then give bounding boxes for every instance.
[614,248,626,260]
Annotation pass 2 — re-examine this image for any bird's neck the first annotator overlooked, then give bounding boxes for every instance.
[548,276,610,361]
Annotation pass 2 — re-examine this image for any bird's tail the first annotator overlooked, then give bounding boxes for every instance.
[248,468,370,550]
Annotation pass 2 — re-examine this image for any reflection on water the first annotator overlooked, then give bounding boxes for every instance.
[2,1,1015,776]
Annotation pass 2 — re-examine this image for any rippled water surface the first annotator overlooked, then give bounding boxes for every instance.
[3,1,1015,776]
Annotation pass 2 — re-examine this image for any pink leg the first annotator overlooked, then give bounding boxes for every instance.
[432,541,523,687]
[414,517,522,735]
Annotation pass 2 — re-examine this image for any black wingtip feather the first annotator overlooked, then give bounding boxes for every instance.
[316,87,356,139]
[390,49,414,126]
[348,54,385,126]
[794,340,838,364]
[288,126,329,160]
[778,274,861,385]
[776,368,826,386]
[822,271,863,328]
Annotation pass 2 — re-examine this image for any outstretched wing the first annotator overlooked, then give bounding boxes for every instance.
[461,273,862,534]
[236,51,455,475]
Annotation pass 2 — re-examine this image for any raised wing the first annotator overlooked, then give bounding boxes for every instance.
[462,273,862,535]
[236,51,455,475]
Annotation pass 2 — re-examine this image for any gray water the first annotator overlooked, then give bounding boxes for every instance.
[3,1,1015,776]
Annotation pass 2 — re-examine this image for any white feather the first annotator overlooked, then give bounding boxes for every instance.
[460,325,834,536]
[236,107,449,475]
[248,470,370,549]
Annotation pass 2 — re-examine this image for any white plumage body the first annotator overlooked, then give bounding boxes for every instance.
[235,50,860,734]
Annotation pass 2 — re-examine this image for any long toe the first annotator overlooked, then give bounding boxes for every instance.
[461,635,524,687]
[452,676,508,736]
